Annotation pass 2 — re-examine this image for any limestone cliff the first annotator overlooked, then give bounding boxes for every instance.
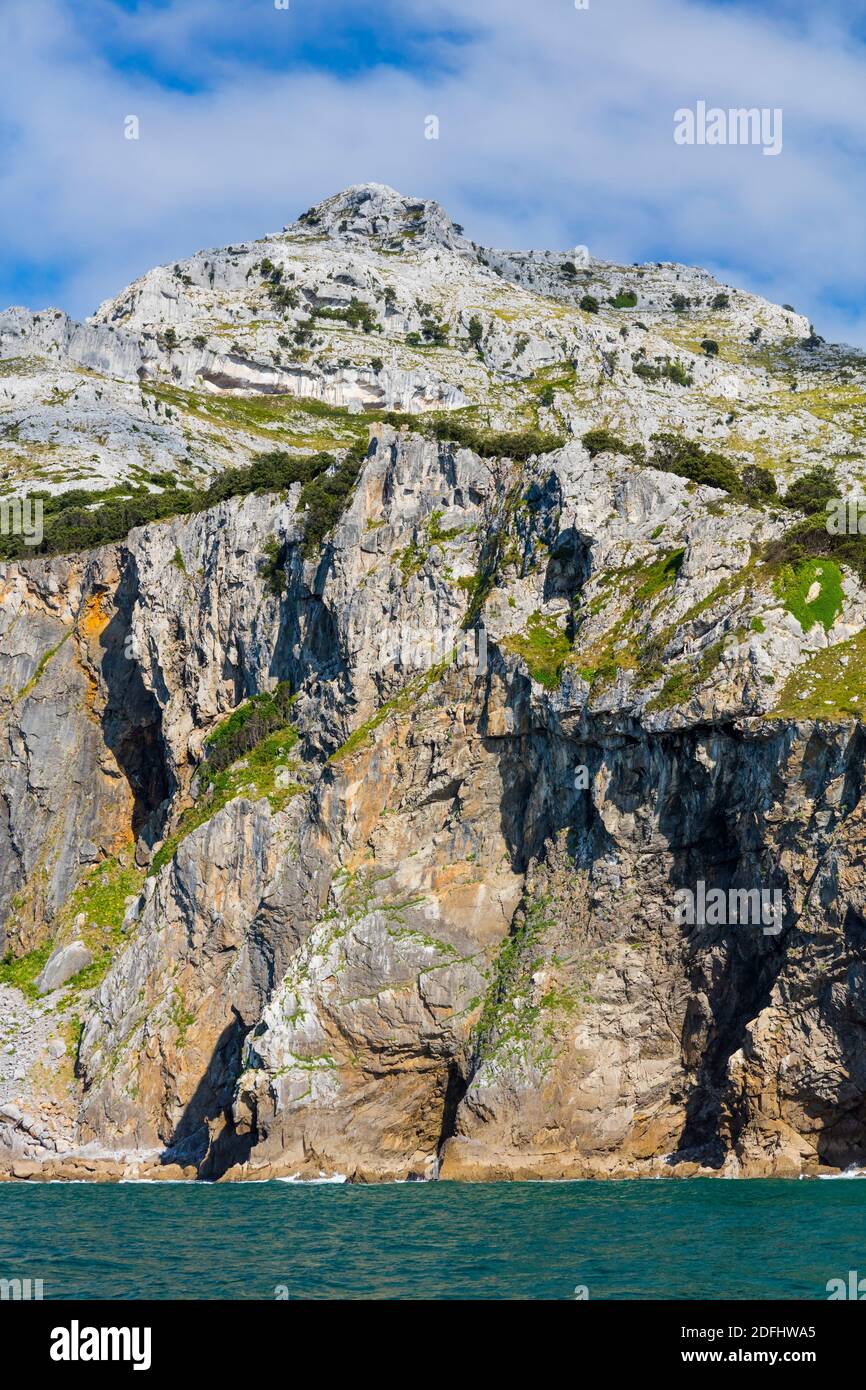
[2,186,866,1181]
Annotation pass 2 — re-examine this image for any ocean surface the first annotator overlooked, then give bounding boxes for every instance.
[2,1177,866,1300]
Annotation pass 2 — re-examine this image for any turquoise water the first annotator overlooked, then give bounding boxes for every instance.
[2,1178,866,1299]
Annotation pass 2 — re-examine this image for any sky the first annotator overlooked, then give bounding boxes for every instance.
[2,0,866,343]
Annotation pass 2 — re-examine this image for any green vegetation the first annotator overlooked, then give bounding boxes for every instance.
[297,436,369,554]
[783,465,838,515]
[0,943,52,1001]
[311,297,378,333]
[201,681,296,781]
[582,427,629,458]
[645,432,741,494]
[16,631,71,700]
[475,893,554,1063]
[328,657,453,764]
[151,721,302,877]
[41,855,149,997]
[502,610,572,689]
[261,535,288,595]
[170,991,196,1047]
[580,294,600,314]
[633,358,694,387]
[646,638,726,713]
[0,445,368,561]
[770,629,866,719]
[582,427,743,496]
[610,290,638,309]
[431,418,565,461]
[774,559,843,633]
[576,548,685,692]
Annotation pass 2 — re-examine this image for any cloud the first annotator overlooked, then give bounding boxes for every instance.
[0,0,865,345]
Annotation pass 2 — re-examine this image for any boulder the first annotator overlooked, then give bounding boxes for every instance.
[35,941,92,995]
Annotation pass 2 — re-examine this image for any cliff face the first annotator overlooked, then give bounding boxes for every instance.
[1,420,865,1181]
[3,185,866,1180]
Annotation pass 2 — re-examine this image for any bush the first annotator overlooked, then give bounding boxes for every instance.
[468,315,484,349]
[201,681,295,781]
[433,420,564,461]
[741,465,778,503]
[261,536,288,595]
[421,318,449,346]
[671,294,690,312]
[648,432,741,494]
[633,358,693,387]
[711,292,730,310]
[297,437,369,554]
[782,465,838,516]
[610,290,638,309]
[313,297,377,333]
[0,445,367,561]
[580,294,600,314]
[582,428,629,458]
[701,339,719,357]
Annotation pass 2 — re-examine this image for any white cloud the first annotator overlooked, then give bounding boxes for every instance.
[1,0,865,343]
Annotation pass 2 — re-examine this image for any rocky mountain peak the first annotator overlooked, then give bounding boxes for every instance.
[286,181,468,253]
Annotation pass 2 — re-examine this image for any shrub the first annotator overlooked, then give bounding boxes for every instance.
[421,318,449,346]
[711,292,730,310]
[580,294,600,314]
[0,445,367,561]
[261,536,288,596]
[433,420,564,461]
[782,465,838,516]
[648,432,741,494]
[313,297,377,333]
[468,315,484,349]
[634,358,693,387]
[297,437,370,554]
[201,681,295,780]
[582,427,628,458]
[671,293,690,312]
[701,339,719,357]
[741,465,778,503]
[610,290,638,309]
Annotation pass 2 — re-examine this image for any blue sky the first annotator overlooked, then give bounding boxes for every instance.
[3,0,866,343]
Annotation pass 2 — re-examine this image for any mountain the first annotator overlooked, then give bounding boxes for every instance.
[2,185,866,1180]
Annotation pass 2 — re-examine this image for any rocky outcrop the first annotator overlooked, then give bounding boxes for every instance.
[4,188,866,1182]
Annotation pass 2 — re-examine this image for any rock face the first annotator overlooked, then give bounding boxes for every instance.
[36,941,92,995]
[3,185,866,1182]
